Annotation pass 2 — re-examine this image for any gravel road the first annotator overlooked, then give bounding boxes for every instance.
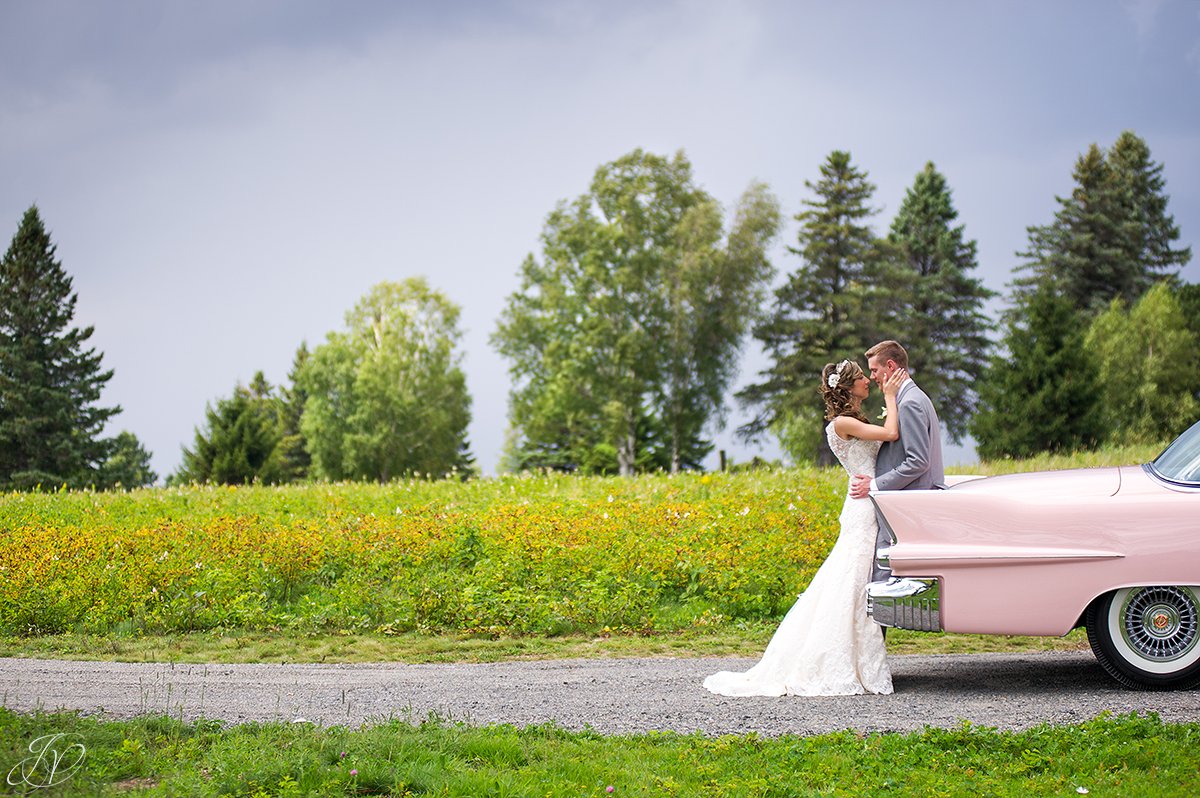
[2,652,1197,736]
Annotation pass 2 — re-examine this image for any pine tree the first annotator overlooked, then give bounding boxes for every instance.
[971,285,1100,459]
[170,372,284,485]
[0,206,120,490]
[273,343,311,482]
[1015,133,1189,313]
[738,151,899,463]
[1015,145,1129,312]
[1109,131,1191,285]
[986,132,1191,459]
[96,430,157,489]
[888,163,994,443]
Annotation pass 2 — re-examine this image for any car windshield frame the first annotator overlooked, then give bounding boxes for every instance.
[1148,419,1200,486]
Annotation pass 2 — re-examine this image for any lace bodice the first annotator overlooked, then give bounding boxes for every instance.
[826,421,882,478]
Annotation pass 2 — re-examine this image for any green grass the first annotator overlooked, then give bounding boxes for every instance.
[0,626,1091,665]
[0,444,1179,794]
[1,708,1195,797]
[948,441,1166,476]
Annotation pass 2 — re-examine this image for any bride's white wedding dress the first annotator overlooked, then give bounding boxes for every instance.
[703,422,893,696]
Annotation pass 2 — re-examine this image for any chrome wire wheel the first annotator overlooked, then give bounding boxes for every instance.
[1087,586,1200,690]
[1120,586,1199,662]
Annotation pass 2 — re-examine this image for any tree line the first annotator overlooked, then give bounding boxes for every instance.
[0,131,1194,489]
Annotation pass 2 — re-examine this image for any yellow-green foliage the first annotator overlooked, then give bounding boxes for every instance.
[0,469,844,637]
[0,443,1165,638]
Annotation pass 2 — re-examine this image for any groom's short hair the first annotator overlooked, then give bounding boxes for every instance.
[866,340,908,369]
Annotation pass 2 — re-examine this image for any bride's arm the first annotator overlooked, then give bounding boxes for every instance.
[833,370,906,441]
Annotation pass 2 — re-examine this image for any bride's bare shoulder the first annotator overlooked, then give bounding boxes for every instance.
[831,415,854,440]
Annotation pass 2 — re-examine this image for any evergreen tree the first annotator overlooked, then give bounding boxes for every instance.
[0,206,120,490]
[971,285,1100,459]
[1015,133,1189,313]
[274,343,311,482]
[1085,283,1200,444]
[1109,131,1192,283]
[888,163,994,443]
[171,372,285,485]
[738,150,899,463]
[1015,144,1128,311]
[96,430,157,489]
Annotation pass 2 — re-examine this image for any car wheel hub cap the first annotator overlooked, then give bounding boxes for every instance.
[1121,587,1199,661]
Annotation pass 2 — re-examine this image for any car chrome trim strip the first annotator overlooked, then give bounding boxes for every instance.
[1142,462,1200,492]
[866,578,940,631]
[901,552,1123,562]
[868,496,898,544]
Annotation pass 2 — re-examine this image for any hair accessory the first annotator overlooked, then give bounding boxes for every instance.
[826,359,851,388]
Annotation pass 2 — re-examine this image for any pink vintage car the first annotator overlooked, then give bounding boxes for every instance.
[867,419,1200,690]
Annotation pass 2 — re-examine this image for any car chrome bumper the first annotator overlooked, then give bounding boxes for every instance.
[866,577,941,631]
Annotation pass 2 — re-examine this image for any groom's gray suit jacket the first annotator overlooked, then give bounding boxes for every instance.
[872,379,944,580]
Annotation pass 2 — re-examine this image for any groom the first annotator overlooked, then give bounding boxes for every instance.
[849,340,944,581]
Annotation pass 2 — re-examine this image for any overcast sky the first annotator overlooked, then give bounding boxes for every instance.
[2,0,1198,479]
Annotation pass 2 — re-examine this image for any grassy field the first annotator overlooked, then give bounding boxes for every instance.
[0,625,1092,665]
[1,708,1196,797]
[0,442,1164,663]
[0,442,1185,796]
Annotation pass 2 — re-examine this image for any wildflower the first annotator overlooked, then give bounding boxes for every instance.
[607,787,615,794]
[350,769,358,777]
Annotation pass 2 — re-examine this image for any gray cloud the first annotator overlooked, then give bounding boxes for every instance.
[2,0,1197,478]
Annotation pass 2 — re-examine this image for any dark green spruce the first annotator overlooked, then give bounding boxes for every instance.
[0,206,121,490]
[739,150,901,463]
[170,372,286,485]
[888,162,994,443]
[273,343,311,482]
[95,430,158,489]
[1014,131,1190,313]
[971,285,1100,459]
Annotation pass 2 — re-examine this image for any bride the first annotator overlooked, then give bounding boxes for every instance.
[704,359,905,696]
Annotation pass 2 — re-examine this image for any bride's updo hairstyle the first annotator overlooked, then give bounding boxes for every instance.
[820,359,868,423]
